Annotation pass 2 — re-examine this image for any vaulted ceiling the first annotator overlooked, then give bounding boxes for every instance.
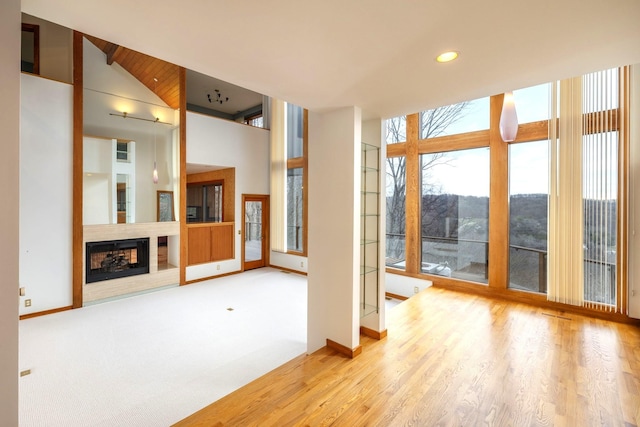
[22,0,640,119]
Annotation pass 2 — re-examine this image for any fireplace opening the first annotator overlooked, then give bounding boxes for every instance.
[86,238,150,284]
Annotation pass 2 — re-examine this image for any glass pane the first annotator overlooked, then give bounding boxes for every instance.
[385,116,406,144]
[186,186,202,223]
[509,140,549,293]
[583,132,617,305]
[204,184,222,222]
[420,97,489,138]
[286,103,304,159]
[385,157,406,267]
[420,148,490,283]
[287,168,303,252]
[245,201,262,262]
[513,83,552,124]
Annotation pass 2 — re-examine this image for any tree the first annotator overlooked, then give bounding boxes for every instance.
[385,102,470,262]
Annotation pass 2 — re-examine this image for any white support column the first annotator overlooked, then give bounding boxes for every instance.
[629,64,640,319]
[0,0,21,424]
[307,107,362,354]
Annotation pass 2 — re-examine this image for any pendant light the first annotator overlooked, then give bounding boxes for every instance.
[499,91,518,142]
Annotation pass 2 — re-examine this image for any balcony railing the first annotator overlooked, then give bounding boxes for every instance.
[385,233,616,304]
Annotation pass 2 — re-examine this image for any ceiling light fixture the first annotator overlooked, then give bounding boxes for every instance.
[207,89,229,105]
[436,51,459,63]
[499,91,519,142]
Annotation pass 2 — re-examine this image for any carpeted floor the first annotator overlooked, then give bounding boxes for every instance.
[19,268,307,426]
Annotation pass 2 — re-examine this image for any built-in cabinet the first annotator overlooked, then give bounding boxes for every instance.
[361,142,380,317]
[187,222,235,265]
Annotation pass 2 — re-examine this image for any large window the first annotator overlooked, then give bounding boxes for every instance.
[287,168,303,251]
[421,148,490,283]
[384,67,628,315]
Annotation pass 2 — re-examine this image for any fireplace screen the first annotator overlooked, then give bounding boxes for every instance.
[86,238,150,283]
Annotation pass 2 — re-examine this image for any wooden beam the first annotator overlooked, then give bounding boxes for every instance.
[72,31,84,308]
[405,114,420,275]
[488,94,509,289]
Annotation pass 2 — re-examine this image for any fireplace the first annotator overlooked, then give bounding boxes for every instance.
[86,238,150,284]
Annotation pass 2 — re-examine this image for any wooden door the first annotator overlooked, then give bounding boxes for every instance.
[242,195,269,270]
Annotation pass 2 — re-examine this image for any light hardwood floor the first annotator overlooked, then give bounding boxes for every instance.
[175,287,640,426]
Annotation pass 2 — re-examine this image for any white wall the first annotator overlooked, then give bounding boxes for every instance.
[629,64,640,319]
[307,107,361,354]
[1,1,20,423]
[270,251,307,273]
[386,273,433,299]
[186,112,270,281]
[20,74,73,315]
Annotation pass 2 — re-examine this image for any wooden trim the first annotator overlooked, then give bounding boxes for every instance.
[187,168,235,222]
[509,119,549,144]
[242,194,270,271]
[184,269,242,285]
[386,142,406,158]
[386,292,408,301]
[269,264,308,276]
[302,109,309,256]
[179,67,187,285]
[286,157,304,169]
[19,305,72,320]
[72,31,84,309]
[186,221,234,229]
[488,94,509,289]
[418,129,489,153]
[618,67,630,314]
[405,113,420,275]
[360,326,388,340]
[326,339,362,358]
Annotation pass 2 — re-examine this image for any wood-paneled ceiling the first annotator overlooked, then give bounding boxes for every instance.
[85,35,180,110]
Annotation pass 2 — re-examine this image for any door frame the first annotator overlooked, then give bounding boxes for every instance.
[241,194,270,271]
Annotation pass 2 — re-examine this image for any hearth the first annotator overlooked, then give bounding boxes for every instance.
[86,238,150,283]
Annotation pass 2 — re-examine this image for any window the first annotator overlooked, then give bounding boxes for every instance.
[420,148,490,283]
[385,157,406,267]
[284,103,307,254]
[420,97,489,139]
[287,168,303,251]
[21,23,39,74]
[186,182,223,223]
[244,112,263,128]
[509,140,549,293]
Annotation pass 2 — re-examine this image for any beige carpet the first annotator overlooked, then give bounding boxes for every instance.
[19,268,307,426]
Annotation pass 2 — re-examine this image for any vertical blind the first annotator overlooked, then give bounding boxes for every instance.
[548,68,623,312]
[270,98,287,252]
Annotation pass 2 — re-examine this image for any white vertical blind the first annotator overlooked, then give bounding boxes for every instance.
[548,68,622,311]
[582,68,619,311]
[548,77,584,306]
[270,98,287,252]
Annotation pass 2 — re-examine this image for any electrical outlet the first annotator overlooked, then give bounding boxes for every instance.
[300,261,304,268]
[25,299,31,307]
[216,265,221,271]
[414,286,419,294]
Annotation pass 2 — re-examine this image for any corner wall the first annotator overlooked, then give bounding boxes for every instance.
[629,64,640,319]
[0,1,20,424]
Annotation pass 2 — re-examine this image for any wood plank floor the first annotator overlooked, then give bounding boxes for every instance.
[174,287,640,426]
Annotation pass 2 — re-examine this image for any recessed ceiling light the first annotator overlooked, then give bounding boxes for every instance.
[436,51,459,63]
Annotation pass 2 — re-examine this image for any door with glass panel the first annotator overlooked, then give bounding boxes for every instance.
[243,195,269,270]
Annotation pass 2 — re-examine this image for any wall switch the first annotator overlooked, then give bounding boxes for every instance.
[20,369,31,377]
[25,299,32,307]
[19,287,25,297]
[414,287,419,294]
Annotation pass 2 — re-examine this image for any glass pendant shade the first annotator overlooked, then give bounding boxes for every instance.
[153,161,159,184]
[499,91,518,142]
